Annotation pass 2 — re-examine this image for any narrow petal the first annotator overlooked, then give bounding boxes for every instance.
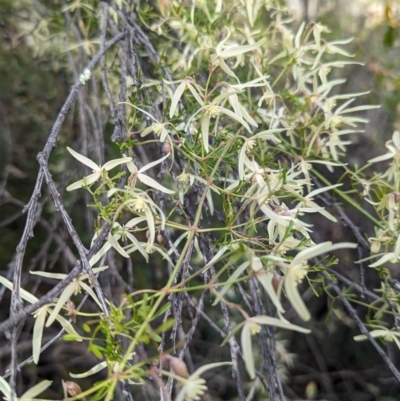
[192,361,233,378]
[89,242,112,266]
[46,282,77,327]
[30,271,68,280]
[241,322,255,379]
[369,253,395,267]
[219,57,236,77]
[213,261,249,305]
[67,147,100,170]
[66,172,100,191]
[368,153,394,163]
[138,174,175,194]
[108,233,130,258]
[20,380,52,399]
[102,156,132,171]
[0,275,38,304]
[187,81,204,106]
[201,114,210,153]
[204,246,230,271]
[238,143,247,180]
[291,241,357,266]
[80,282,104,311]
[54,315,82,339]
[284,271,311,321]
[125,234,149,262]
[216,106,251,132]
[33,308,47,364]
[0,376,12,400]
[170,80,187,118]
[354,329,390,341]
[256,271,285,314]
[220,38,266,58]
[139,153,171,173]
[251,315,310,333]
[70,362,107,378]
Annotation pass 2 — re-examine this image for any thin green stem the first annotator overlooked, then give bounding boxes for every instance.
[105,184,210,401]
[311,168,385,229]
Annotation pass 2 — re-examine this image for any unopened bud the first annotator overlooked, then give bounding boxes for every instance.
[272,271,282,293]
[163,142,172,154]
[157,233,164,245]
[66,299,77,322]
[62,380,82,398]
[166,356,190,378]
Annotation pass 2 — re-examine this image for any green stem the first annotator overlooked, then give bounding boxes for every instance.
[311,168,385,229]
[105,184,210,401]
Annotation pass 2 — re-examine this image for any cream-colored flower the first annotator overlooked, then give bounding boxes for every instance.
[126,153,175,194]
[66,147,132,191]
[175,362,233,401]
[354,327,400,350]
[0,378,53,401]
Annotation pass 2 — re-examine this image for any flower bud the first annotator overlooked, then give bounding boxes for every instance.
[272,271,282,293]
[163,142,171,154]
[62,380,82,397]
[157,233,164,245]
[164,355,190,378]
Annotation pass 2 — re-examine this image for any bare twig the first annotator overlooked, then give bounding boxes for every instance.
[323,271,400,383]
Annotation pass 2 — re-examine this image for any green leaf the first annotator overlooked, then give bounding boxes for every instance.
[63,333,85,341]
[384,26,396,48]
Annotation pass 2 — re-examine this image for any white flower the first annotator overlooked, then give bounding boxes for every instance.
[126,153,175,194]
[66,147,132,191]
[175,362,233,401]
[354,327,400,350]
[0,378,53,401]
[369,131,400,164]
[210,28,266,79]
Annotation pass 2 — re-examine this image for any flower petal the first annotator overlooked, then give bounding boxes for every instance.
[138,174,175,194]
[33,308,47,364]
[284,269,311,321]
[102,157,132,171]
[139,153,171,173]
[170,80,187,118]
[46,282,77,327]
[70,361,107,378]
[67,147,100,170]
[20,380,52,400]
[66,172,101,191]
[241,322,255,379]
[251,315,310,333]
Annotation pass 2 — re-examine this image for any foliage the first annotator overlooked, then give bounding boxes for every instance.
[1,0,400,400]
